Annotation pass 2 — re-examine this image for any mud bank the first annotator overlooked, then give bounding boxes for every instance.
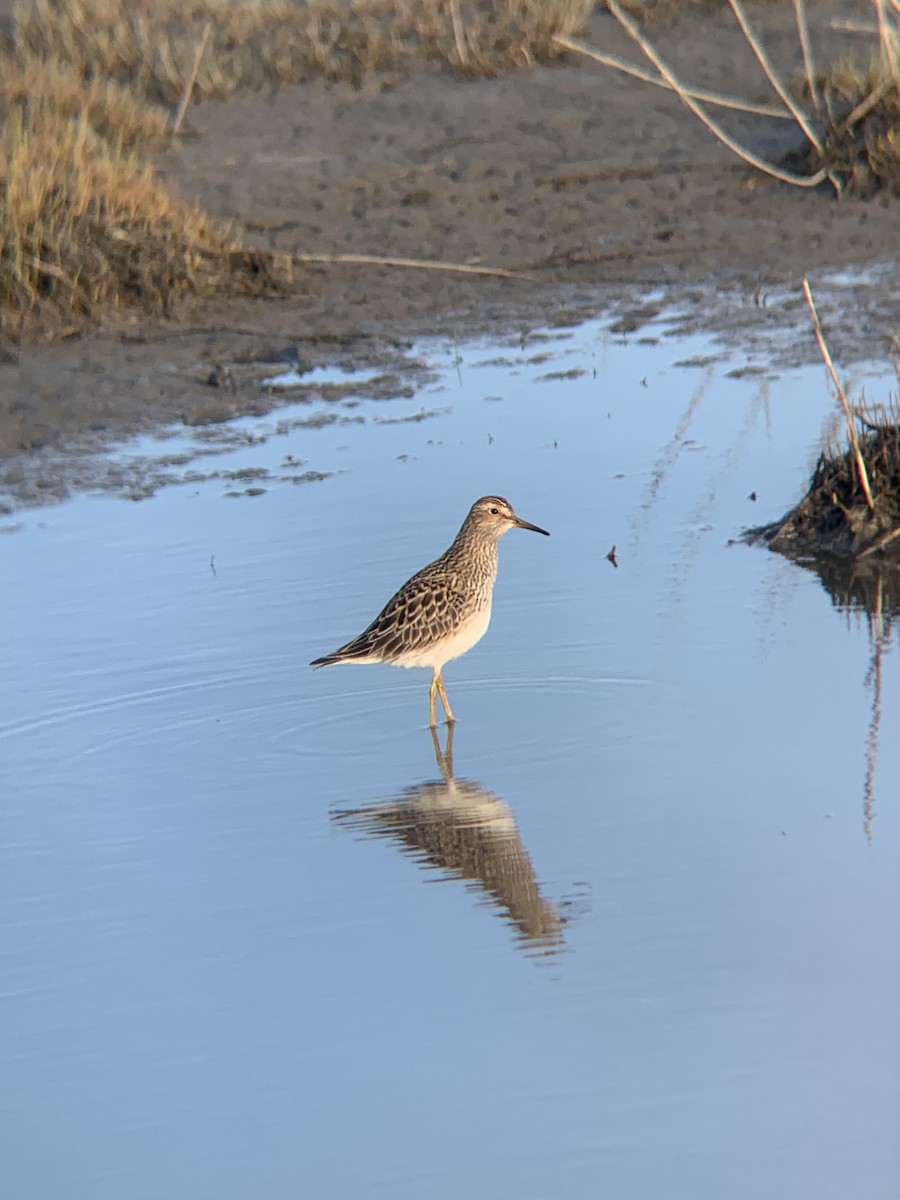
[1,0,898,510]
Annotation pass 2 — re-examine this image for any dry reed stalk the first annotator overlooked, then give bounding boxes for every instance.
[792,0,819,115]
[802,278,875,513]
[726,0,823,152]
[449,0,470,68]
[840,75,895,133]
[874,0,899,74]
[604,0,830,188]
[291,252,525,279]
[553,35,792,118]
[858,524,900,557]
[172,21,212,135]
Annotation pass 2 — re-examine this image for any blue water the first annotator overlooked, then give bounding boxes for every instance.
[1,315,898,1199]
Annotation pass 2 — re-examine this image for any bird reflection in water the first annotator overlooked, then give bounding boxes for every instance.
[333,725,565,954]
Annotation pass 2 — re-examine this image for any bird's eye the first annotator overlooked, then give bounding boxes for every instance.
[490,507,499,515]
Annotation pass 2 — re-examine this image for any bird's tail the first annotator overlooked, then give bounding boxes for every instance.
[310,652,342,669]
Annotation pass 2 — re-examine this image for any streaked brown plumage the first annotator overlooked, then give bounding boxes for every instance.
[311,495,549,725]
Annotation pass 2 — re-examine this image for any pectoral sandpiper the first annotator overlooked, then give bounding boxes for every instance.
[310,495,549,725]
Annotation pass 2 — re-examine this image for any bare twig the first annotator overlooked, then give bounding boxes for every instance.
[829,20,880,35]
[858,524,900,557]
[291,252,525,279]
[840,76,894,134]
[172,21,212,135]
[792,0,819,115]
[604,0,830,189]
[802,278,875,513]
[726,0,823,152]
[553,35,792,118]
[449,0,470,68]
[874,0,899,74]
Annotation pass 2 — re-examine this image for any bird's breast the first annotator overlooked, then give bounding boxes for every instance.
[395,602,493,670]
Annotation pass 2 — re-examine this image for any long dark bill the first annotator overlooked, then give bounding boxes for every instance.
[514,517,550,536]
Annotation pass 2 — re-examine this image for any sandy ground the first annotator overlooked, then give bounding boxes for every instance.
[1,0,898,510]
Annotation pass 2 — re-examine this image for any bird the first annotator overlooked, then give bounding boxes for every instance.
[310,495,549,726]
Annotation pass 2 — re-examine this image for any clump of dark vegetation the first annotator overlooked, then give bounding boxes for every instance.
[753,280,900,564]
[762,418,900,560]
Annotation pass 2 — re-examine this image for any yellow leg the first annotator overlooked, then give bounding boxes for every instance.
[430,722,455,780]
[436,671,455,724]
[428,673,439,728]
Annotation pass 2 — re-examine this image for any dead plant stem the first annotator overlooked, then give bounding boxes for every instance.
[449,0,470,68]
[291,252,525,279]
[802,278,875,513]
[792,0,819,114]
[172,21,212,135]
[726,0,823,152]
[553,35,792,119]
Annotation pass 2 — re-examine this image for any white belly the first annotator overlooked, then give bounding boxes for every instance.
[396,604,492,670]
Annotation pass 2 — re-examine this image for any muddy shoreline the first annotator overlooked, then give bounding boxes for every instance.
[1,0,898,512]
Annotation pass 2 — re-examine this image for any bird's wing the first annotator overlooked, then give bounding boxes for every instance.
[334,563,469,661]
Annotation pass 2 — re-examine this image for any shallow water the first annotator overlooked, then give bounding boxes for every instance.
[2,315,899,1199]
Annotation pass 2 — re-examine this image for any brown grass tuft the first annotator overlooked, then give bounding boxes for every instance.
[0,105,282,337]
[0,0,592,340]
[786,58,900,195]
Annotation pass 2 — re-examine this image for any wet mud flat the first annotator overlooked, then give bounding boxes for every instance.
[1,0,899,510]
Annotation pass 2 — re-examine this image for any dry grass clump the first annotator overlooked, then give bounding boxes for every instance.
[9,0,594,99]
[0,0,592,339]
[786,59,900,195]
[0,106,281,337]
[1,58,171,147]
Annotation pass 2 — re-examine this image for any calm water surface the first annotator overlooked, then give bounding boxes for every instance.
[2,316,899,1199]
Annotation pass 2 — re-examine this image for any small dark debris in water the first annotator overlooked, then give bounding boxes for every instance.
[609,305,661,335]
[674,355,719,369]
[548,310,585,328]
[607,545,618,569]
[282,470,332,485]
[749,491,757,502]
[727,365,767,379]
[536,368,586,383]
[640,376,648,388]
[224,467,269,482]
[488,433,493,445]
[375,407,447,425]
[209,555,217,578]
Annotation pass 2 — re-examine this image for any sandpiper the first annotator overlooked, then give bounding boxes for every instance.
[310,495,549,725]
